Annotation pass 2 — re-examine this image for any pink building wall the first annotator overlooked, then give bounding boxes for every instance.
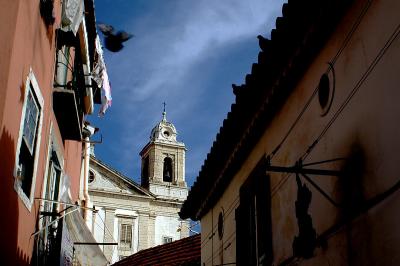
[0,0,84,263]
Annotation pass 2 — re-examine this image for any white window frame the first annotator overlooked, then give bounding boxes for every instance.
[119,223,133,250]
[14,68,44,211]
[115,210,138,255]
[40,123,64,220]
[36,124,64,249]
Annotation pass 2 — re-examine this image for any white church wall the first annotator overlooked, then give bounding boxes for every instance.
[112,216,118,263]
[93,208,105,251]
[115,209,138,217]
[134,215,139,253]
[85,208,93,233]
[154,215,181,246]
[149,183,188,201]
[90,191,152,212]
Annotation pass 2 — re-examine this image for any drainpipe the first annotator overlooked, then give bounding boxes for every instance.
[82,124,97,227]
[83,136,91,221]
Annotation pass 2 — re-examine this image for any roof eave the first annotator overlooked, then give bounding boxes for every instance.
[180,0,352,220]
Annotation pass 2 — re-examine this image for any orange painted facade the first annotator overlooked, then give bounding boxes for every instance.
[0,0,102,264]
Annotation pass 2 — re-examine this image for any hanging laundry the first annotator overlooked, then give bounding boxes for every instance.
[92,41,105,88]
[98,68,112,117]
[61,0,84,35]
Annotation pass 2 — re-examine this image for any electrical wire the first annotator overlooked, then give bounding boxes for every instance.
[203,230,237,265]
[269,0,372,160]
[31,206,80,237]
[200,197,239,249]
[202,223,237,253]
[301,21,400,160]
[273,22,400,265]
[58,47,74,72]
[271,20,400,196]
[199,1,378,254]
[270,1,375,198]
[92,215,119,258]
[96,210,119,260]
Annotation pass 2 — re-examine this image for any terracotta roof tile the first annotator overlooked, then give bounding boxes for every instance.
[113,234,201,266]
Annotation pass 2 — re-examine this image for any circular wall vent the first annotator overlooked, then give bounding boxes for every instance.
[318,63,335,116]
[218,210,224,240]
[318,74,330,109]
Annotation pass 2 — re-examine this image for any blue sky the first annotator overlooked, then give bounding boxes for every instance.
[89,0,285,187]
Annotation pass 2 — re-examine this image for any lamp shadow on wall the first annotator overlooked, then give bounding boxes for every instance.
[339,142,366,216]
[335,141,372,265]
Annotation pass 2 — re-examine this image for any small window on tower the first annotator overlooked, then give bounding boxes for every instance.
[141,156,150,187]
[163,157,173,182]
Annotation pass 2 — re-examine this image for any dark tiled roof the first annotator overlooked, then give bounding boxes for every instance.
[113,234,201,266]
[180,0,351,220]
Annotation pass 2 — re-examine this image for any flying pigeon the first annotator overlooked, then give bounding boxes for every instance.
[98,23,134,52]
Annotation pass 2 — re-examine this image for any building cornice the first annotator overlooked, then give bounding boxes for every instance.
[139,140,186,157]
[89,188,184,207]
[89,188,153,200]
[90,155,155,197]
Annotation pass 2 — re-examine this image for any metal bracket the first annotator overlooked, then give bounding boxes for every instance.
[74,242,118,246]
[266,157,343,176]
[40,211,61,217]
[266,156,344,208]
[81,134,103,144]
[54,83,98,89]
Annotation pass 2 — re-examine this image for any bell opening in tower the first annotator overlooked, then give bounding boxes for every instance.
[141,155,149,188]
[163,157,173,182]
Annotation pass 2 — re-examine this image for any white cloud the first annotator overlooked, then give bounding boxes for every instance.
[95,0,285,181]
[106,0,283,101]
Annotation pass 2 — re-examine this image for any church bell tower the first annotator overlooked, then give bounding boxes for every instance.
[139,108,188,201]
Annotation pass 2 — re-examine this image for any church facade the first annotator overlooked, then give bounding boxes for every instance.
[87,112,189,264]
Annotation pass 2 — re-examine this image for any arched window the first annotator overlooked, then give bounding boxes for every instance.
[141,156,149,187]
[163,157,173,182]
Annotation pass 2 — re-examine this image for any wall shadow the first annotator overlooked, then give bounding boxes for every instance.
[0,128,29,265]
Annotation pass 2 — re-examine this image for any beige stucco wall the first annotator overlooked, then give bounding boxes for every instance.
[201,0,400,265]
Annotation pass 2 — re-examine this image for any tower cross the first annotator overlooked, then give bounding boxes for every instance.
[162,102,167,121]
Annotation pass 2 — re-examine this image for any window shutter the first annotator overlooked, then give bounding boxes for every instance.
[236,179,257,266]
[256,174,273,266]
[120,223,132,249]
[126,224,132,248]
[236,157,273,266]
